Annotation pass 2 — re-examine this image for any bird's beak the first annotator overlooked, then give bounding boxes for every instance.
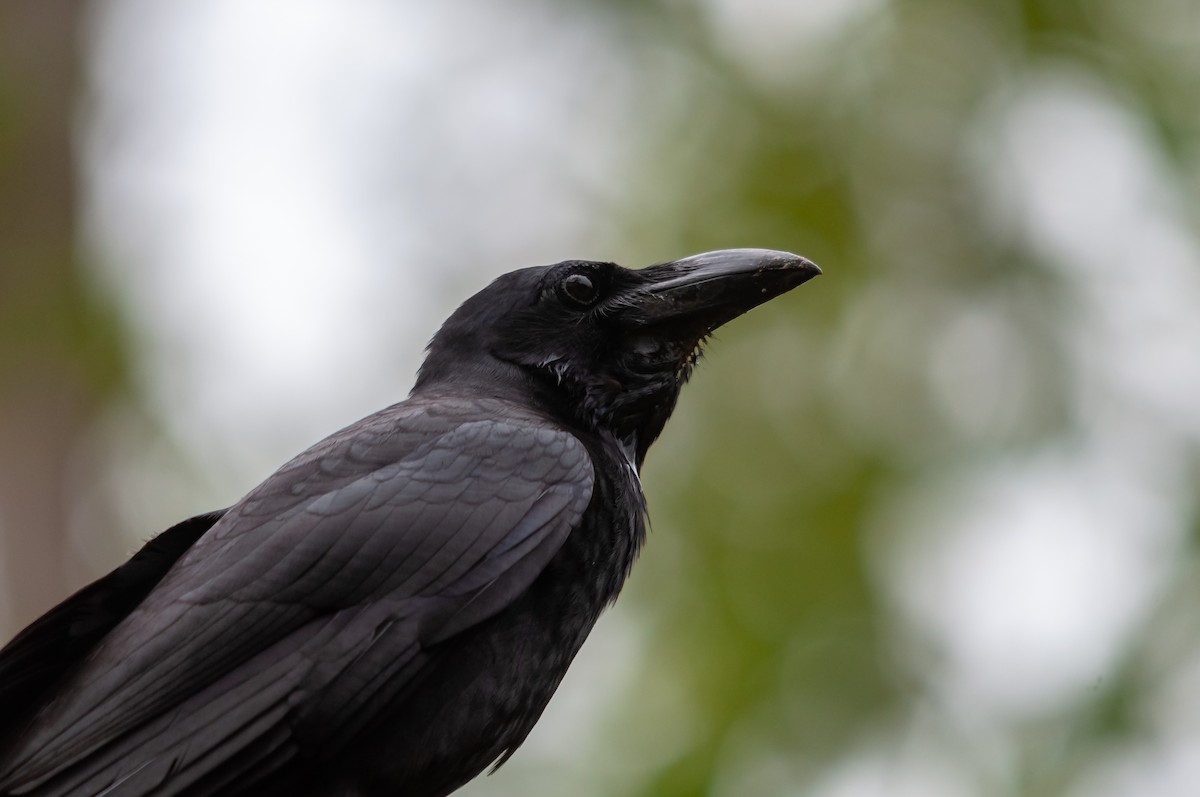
[629,248,821,333]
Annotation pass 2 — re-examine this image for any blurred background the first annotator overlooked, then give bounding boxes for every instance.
[2,0,1200,795]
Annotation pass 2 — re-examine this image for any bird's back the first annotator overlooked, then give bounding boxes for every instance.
[0,395,639,797]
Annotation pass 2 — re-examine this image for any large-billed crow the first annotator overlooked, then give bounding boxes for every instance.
[0,249,819,796]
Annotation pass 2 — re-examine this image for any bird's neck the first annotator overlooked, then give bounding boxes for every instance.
[413,356,678,469]
[531,365,682,469]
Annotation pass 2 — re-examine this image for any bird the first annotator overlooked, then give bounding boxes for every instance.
[0,248,820,797]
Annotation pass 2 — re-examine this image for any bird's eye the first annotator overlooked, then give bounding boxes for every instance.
[559,273,598,307]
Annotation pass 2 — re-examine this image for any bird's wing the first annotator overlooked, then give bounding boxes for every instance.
[0,398,593,797]
[0,511,225,754]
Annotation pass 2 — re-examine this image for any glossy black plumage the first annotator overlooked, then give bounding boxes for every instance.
[0,249,819,797]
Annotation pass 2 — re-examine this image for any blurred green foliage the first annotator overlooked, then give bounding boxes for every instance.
[534,1,1200,795]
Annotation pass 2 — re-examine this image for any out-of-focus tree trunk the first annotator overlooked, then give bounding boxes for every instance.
[0,0,120,636]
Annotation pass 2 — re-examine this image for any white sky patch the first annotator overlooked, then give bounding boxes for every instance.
[84,0,429,486]
[802,730,977,797]
[1067,737,1200,797]
[885,449,1178,721]
[927,300,1038,443]
[700,0,884,89]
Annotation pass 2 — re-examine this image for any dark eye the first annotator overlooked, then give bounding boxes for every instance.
[560,273,598,307]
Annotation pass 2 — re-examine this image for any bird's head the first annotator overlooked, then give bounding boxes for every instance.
[415,249,821,465]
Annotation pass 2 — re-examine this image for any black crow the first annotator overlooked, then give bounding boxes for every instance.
[0,248,820,796]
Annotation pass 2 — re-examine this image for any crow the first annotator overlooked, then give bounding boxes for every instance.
[0,248,819,797]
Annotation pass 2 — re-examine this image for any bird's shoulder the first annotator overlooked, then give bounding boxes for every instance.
[249,394,581,501]
[164,393,597,602]
[178,393,583,542]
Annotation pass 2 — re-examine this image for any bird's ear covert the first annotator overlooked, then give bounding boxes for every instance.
[557,271,600,309]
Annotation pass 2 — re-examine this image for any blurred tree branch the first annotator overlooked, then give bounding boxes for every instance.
[0,0,125,634]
